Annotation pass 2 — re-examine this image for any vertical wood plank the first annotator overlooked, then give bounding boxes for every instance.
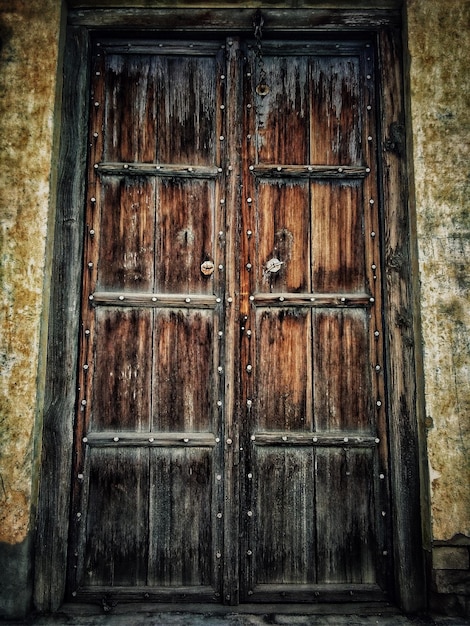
[34,26,90,612]
[256,181,311,293]
[314,309,372,433]
[254,448,315,585]
[378,27,426,611]
[156,179,214,294]
[254,54,309,165]
[91,308,152,432]
[157,54,217,165]
[316,448,376,584]
[152,310,214,433]
[255,309,312,432]
[76,448,149,588]
[103,53,158,163]
[97,177,156,291]
[148,449,213,586]
[311,181,366,293]
[310,55,362,166]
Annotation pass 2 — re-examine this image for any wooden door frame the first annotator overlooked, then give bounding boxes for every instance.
[35,7,426,614]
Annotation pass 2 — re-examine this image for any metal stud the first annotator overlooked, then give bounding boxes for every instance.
[249,165,254,171]
[247,473,253,479]
[313,436,318,442]
[227,297,233,303]
[216,551,222,558]
[85,329,90,336]
[215,437,220,443]
[369,199,375,205]
[247,103,252,109]
[82,437,88,443]
[338,167,343,173]
[371,231,376,238]
[88,262,93,269]
[282,435,287,441]
[218,331,223,337]
[379,473,385,479]
[382,511,386,517]
[247,550,252,556]
[344,437,349,442]
[246,330,252,337]
[118,295,124,301]
[217,512,222,518]
[279,296,284,302]
[247,510,253,517]
[77,512,82,519]
[94,101,100,107]
[219,136,224,141]
[184,438,189,443]
[226,438,232,445]
[123,164,129,169]
[368,136,373,142]
[249,295,254,301]
[246,263,252,270]
[246,364,252,373]
[247,230,253,237]
[216,298,221,303]
[216,474,222,481]
[78,473,84,480]
[366,167,371,173]
[83,364,89,371]
[221,75,225,80]
[247,197,252,203]
[81,399,87,406]
[217,400,222,407]
[375,365,381,372]
[217,167,222,173]
[218,366,223,374]
[377,400,382,407]
[277,166,282,172]
[89,229,95,236]
[149,437,154,442]
[247,399,252,408]
[185,297,191,303]
[372,264,377,270]
[90,197,96,203]
[220,199,225,204]
[375,438,380,444]
[113,436,119,442]
[374,330,380,337]
[152,297,157,302]
[370,297,375,303]
[220,105,225,110]
[250,435,255,441]
[367,105,372,111]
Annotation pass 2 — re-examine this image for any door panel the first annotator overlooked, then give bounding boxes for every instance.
[69,34,392,606]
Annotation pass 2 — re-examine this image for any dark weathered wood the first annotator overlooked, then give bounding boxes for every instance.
[34,26,90,613]
[98,162,220,178]
[378,27,426,612]
[252,292,373,306]
[37,14,424,613]
[91,292,218,308]
[252,164,369,178]
[68,8,401,31]
[83,432,217,446]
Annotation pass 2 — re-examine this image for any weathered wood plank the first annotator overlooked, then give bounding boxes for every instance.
[255,309,311,431]
[90,308,152,432]
[97,162,220,178]
[314,309,373,433]
[252,292,373,306]
[90,292,219,308]
[252,433,380,447]
[34,26,90,613]
[378,27,426,612]
[153,310,214,432]
[68,9,402,31]
[148,449,214,587]
[252,164,369,178]
[83,432,217,446]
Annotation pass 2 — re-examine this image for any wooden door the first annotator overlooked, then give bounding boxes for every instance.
[68,34,392,606]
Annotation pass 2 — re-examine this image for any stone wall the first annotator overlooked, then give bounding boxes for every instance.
[0,0,468,619]
[407,0,470,616]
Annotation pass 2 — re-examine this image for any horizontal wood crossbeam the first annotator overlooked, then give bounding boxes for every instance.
[90,292,219,308]
[251,164,369,179]
[83,432,217,447]
[252,293,374,307]
[252,432,380,447]
[96,162,220,179]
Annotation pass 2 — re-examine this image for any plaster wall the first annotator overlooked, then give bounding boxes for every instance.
[0,0,468,618]
[407,0,470,545]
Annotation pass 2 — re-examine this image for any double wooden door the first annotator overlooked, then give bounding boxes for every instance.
[68,34,392,605]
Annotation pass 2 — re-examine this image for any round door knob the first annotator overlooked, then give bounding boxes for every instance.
[201,260,215,276]
[265,257,284,273]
